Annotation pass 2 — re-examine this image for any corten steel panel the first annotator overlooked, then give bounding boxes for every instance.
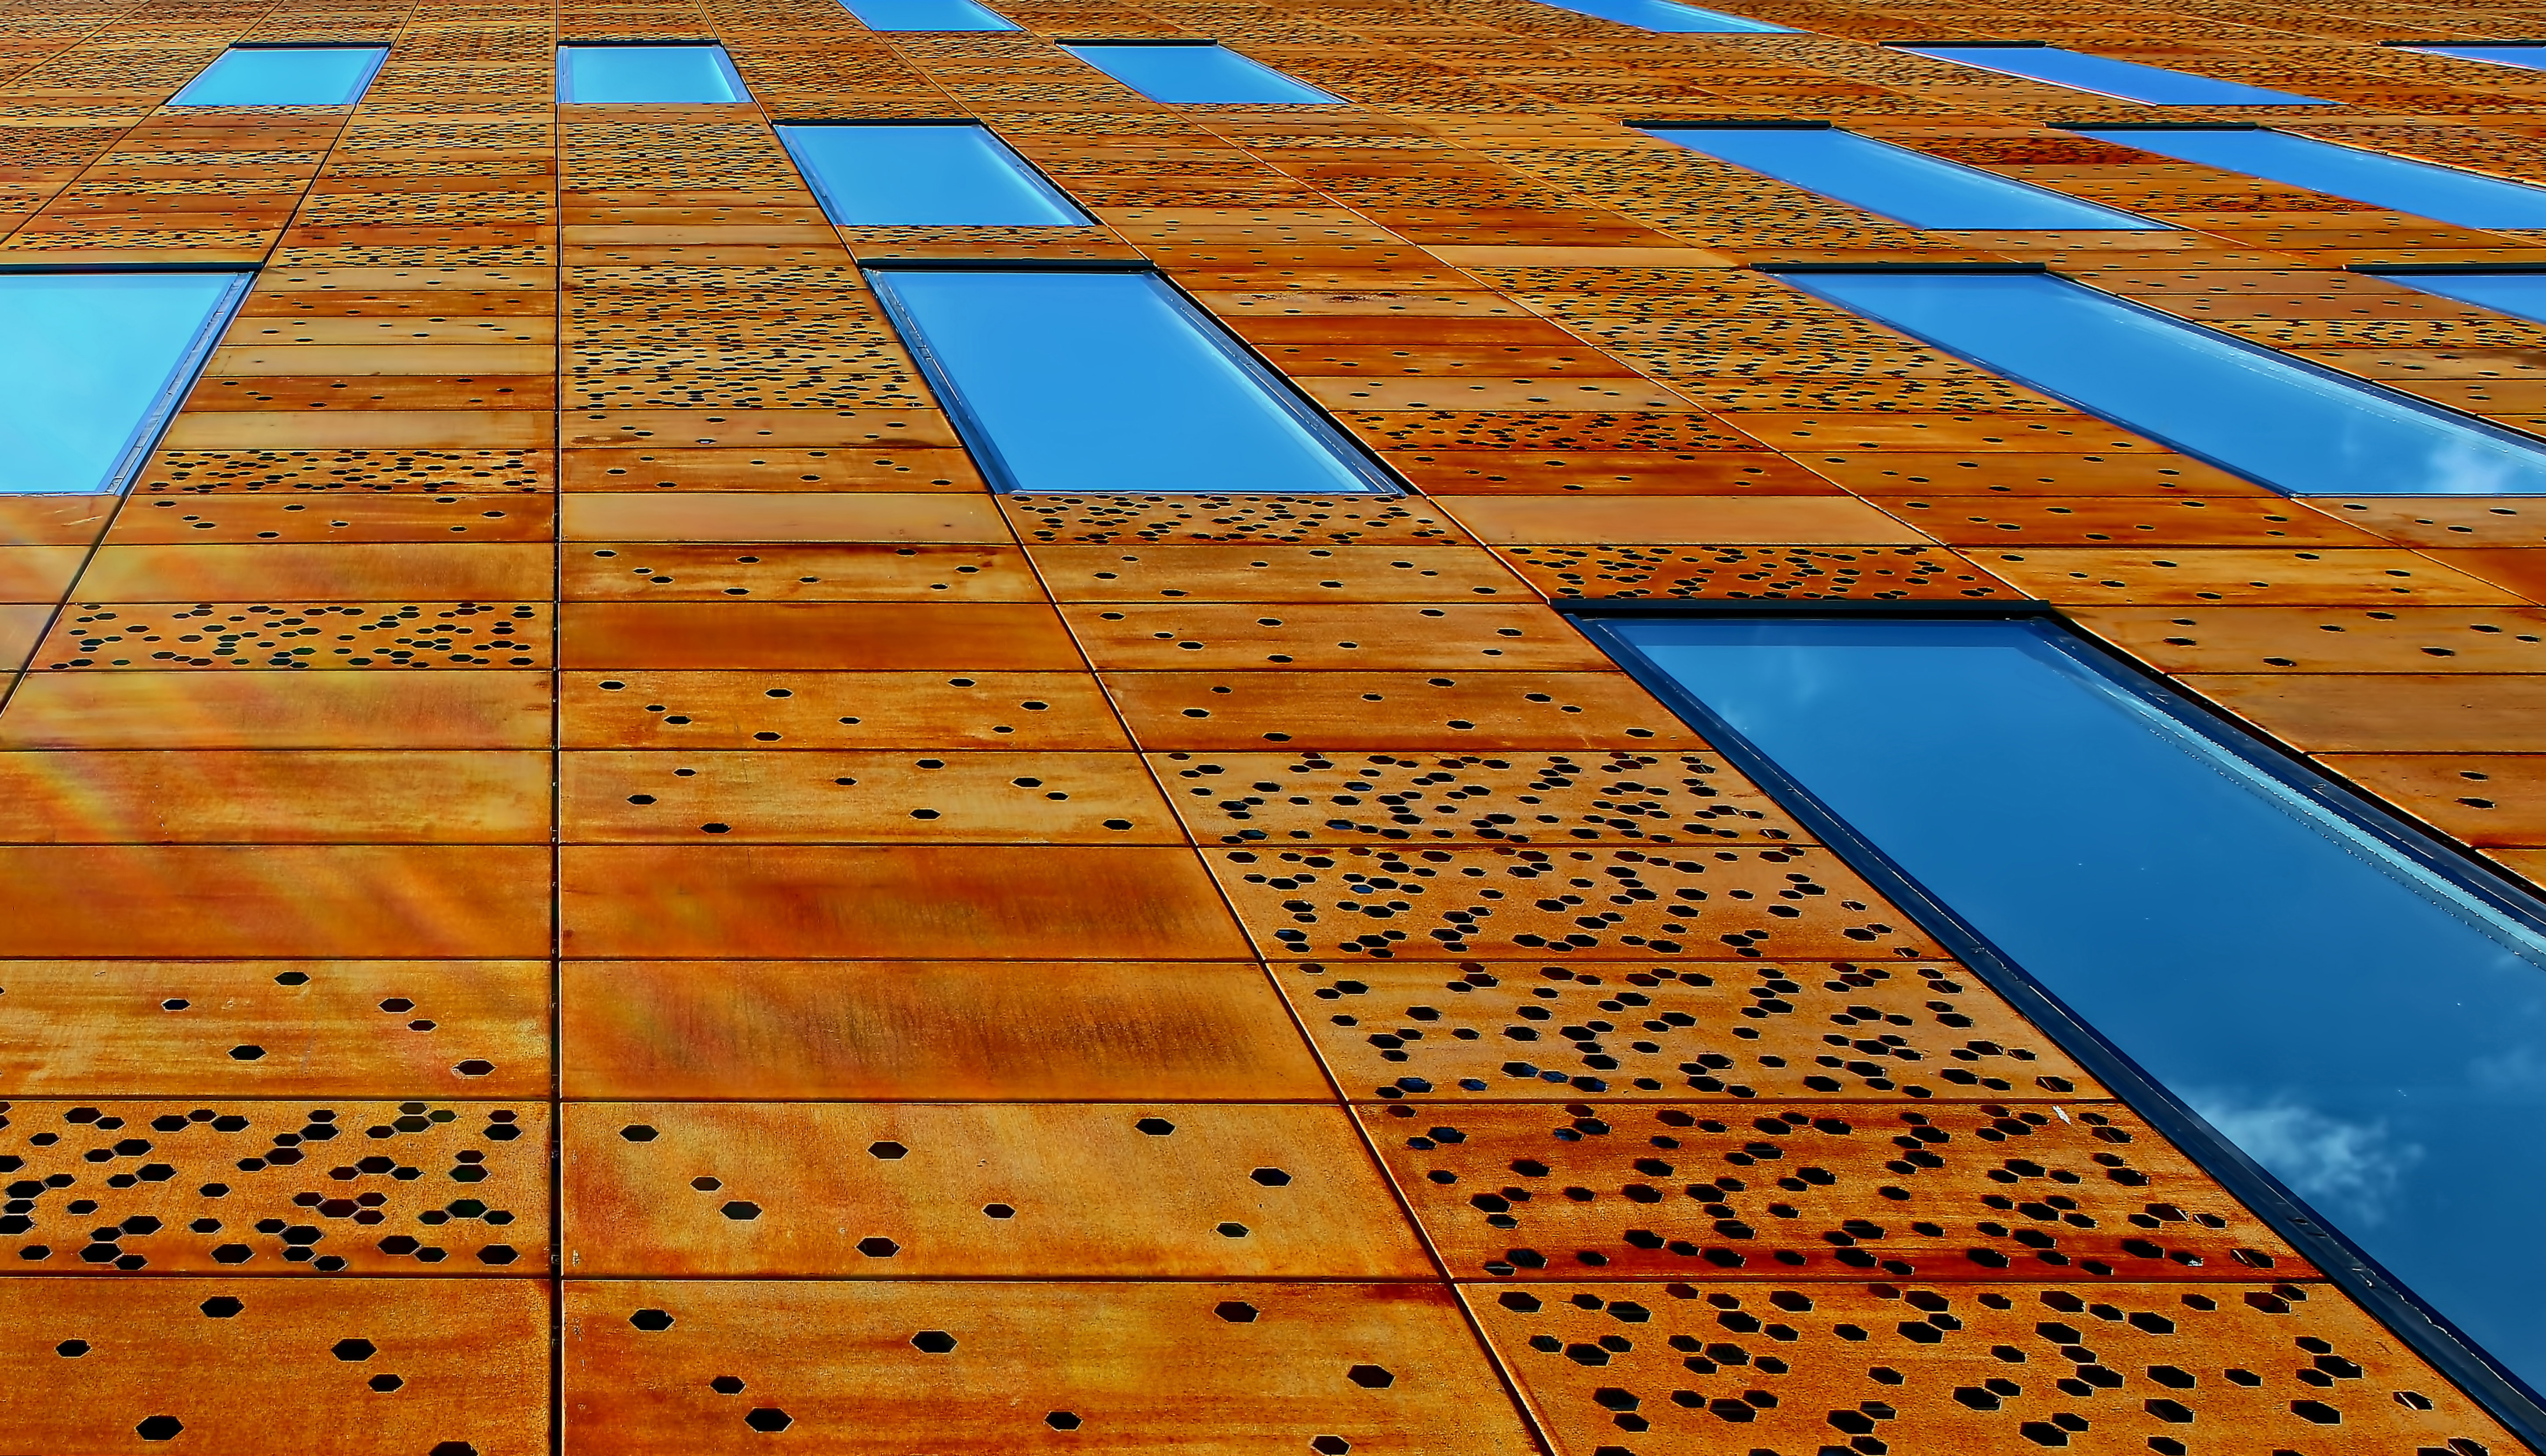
[562,846,1250,960]
[1363,1100,2304,1283]
[1068,603,1611,671]
[0,1278,548,1456]
[564,1102,1430,1277]
[563,447,988,493]
[563,1280,1537,1456]
[0,546,90,601]
[1498,543,2018,600]
[1399,450,1838,496]
[1000,496,1473,548]
[1294,375,1700,412]
[0,960,549,1098]
[2316,753,2546,846]
[1977,548,2526,606]
[0,752,549,843]
[1207,845,1941,962]
[1030,545,1529,602]
[0,497,116,545]
[1713,415,2163,454]
[1335,411,1764,455]
[561,672,1131,750]
[1801,450,2270,497]
[0,846,551,959]
[0,672,553,748]
[1273,959,2097,1104]
[2070,606,2546,674]
[1106,671,1700,751]
[1469,1280,2521,1456]
[558,603,1080,670]
[562,750,1178,843]
[0,603,49,667]
[1437,495,1931,546]
[35,602,548,672]
[559,492,1013,542]
[1258,341,1643,377]
[184,374,558,412]
[135,447,552,497]
[2178,673,2546,753]
[108,494,556,545]
[564,543,1044,601]
[2320,499,2546,548]
[1878,497,2389,548]
[1153,748,1812,848]
[561,960,1325,1101]
[0,1099,547,1275]
[563,408,960,451]
[2425,547,2546,603]
[160,410,555,451]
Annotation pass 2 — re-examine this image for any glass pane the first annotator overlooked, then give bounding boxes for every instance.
[2406,43,2546,74]
[1902,44,2328,105]
[171,46,386,105]
[839,0,1015,28]
[1607,613,2546,1392]
[1782,270,2546,496]
[1063,44,1341,104]
[870,268,1388,494]
[2076,126,2546,230]
[1537,0,1789,33]
[1648,126,2162,229]
[0,272,249,495]
[780,124,1089,225]
[2379,270,2546,324]
[557,45,746,103]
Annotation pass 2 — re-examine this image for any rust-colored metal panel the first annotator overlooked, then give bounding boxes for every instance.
[1208,844,1940,962]
[35,600,549,671]
[563,446,987,492]
[561,959,1324,1100]
[1154,748,1810,848]
[562,845,1250,960]
[559,602,1080,669]
[2422,546,2546,603]
[0,751,547,842]
[0,959,549,1098]
[1002,493,1475,546]
[1363,1100,2304,1282]
[561,671,1131,750]
[2306,497,2546,548]
[2071,605,2546,673]
[564,407,960,450]
[1469,1279,2521,1456]
[0,497,115,545]
[1881,495,2385,547]
[1500,542,2017,600]
[160,410,556,451]
[562,749,1178,842]
[2178,673,2546,752]
[108,494,556,545]
[0,846,551,959]
[560,491,1013,542]
[1069,603,1608,670]
[1273,959,2095,1103]
[1106,670,1698,751]
[564,542,1043,601]
[1295,375,1698,412]
[0,672,553,748]
[1439,495,1929,546]
[1981,548,2522,605]
[0,1277,548,1456]
[563,1279,1536,1455]
[1030,544,1528,601]
[0,545,91,602]
[135,447,551,497]
[1803,449,2267,497]
[564,1101,1429,1277]
[1717,414,2160,454]
[1397,449,1836,495]
[2317,752,2546,846]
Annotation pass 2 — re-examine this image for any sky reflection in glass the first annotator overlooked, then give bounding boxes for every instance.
[0,271,249,494]
[1648,125,2162,228]
[557,44,748,102]
[1063,43,1341,103]
[171,46,387,105]
[781,124,1089,225]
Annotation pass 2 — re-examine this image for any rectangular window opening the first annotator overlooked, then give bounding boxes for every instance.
[837,0,1016,30]
[1536,0,1790,33]
[1899,44,2328,105]
[1774,268,2546,496]
[1062,42,1342,105]
[1646,124,2163,229]
[780,122,1090,226]
[1582,606,2546,1417]
[868,266,1395,494]
[171,45,389,106]
[0,269,252,495]
[558,44,749,104]
[2074,125,2546,231]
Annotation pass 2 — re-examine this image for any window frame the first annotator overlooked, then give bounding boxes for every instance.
[775,118,1094,227]
[555,41,751,104]
[169,42,393,107]
[863,259,1403,497]
[1565,595,2546,1448]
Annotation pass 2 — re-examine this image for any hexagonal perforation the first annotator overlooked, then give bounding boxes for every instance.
[1276,959,2096,1102]
[1029,544,1526,601]
[563,544,1044,602]
[1499,544,2012,600]
[562,750,1175,842]
[39,603,547,671]
[1468,1281,2518,1456]
[1000,493,1470,545]
[1362,1100,2302,1282]
[562,672,1130,750]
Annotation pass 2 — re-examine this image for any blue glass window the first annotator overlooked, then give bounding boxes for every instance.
[2374,270,2546,324]
[0,271,250,495]
[1062,43,1341,104]
[2074,126,2546,230]
[2403,43,2546,74]
[780,123,1089,226]
[1537,0,1789,33]
[1778,269,2546,496]
[839,0,1015,27]
[1592,611,2546,1396]
[869,267,1392,494]
[171,45,388,105]
[557,44,748,103]
[1900,44,2328,105]
[1647,125,2162,229]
